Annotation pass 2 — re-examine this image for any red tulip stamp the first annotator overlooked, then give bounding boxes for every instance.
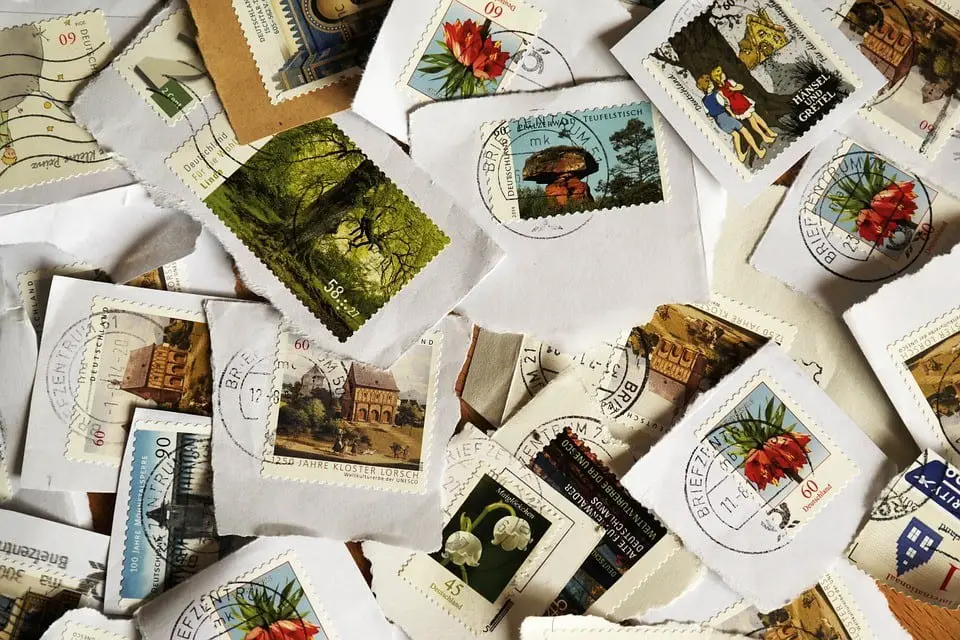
[684,371,857,553]
[797,138,937,283]
[401,0,543,102]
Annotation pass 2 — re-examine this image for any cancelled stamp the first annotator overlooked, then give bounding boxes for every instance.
[833,0,960,159]
[261,331,441,492]
[401,0,543,102]
[479,102,668,221]
[685,371,857,553]
[0,11,116,193]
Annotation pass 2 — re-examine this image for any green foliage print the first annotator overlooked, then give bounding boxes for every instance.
[204,119,450,340]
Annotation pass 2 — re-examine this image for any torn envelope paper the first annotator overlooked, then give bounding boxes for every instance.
[409,79,708,350]
[206,300,467,549]
[73,3,502,367]
[354,0,631,143]
[621,342,890,610]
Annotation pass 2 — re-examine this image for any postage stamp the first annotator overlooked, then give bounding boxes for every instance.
[833,0,960,158]
[261,331,441,492]
[59,296,212,465]
[169,551,339,640]
[399,460,567,633]
[0,11,117,194]
[849,449,960,608]
[599,296,797,433]
[58,620,129,640]
[531,429,673,617]
[114,8,214,123]
[714,569,875,639]
[400,0,543,101]
[794,137,953,283]
[233,0,390,104]
[109,412,249,614]
[685,370,857,553]
[642,0,860,178]
[168,113,450,342]
[17,264,108,331]
[0,561,93,639]
[890,306,960,457]
[479,102,668,221]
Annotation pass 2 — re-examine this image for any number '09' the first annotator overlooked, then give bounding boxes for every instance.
[484,1,503,18]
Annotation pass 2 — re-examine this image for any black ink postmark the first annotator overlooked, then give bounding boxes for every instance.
[798,145,934,283]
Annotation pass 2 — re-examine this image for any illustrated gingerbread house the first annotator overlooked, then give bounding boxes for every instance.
[738,8,790,69]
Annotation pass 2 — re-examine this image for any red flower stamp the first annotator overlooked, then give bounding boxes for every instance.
[401,0,543,101]
[685,372,857,553]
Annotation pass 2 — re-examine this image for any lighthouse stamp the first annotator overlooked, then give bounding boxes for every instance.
[849,449,960,608]
[479,102,668,222]
[260,330,442,493]
[106,409,249,614]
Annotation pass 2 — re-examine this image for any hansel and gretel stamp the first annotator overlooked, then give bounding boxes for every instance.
[114,8,214,123]
[644,0,860,179]
[891,305,960,458]
[261,330,441,492]
[115,417,249,613]
[58,297,213,466]
[797,137,954,283]
[849,450,960,608]
[169,551,339,640]
[685,371,858,554]
[833,0,960,159]
[0,11,117,194]
[168,112,450,342]
[480,102,668,222]
[401,0,544,102]
[234,0,390,104]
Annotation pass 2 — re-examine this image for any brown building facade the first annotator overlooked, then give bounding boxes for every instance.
[860,19,914,84]
[121,343,188,404]
[340,363,399,425]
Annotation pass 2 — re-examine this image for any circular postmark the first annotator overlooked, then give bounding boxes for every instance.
[170,579,315,640]
[869,450,930,522]
[495,30,576,94]
[512,415,628,467]
[684,428,799,555]
[45,310,171,448]
[138,435,221,568]
[518,343,567,398]
[798,148,934,283]
[215,338,349,461]
[669,0,714,33]
[476,110,610,239]
[595,331,651,422]
[215,347,277,460]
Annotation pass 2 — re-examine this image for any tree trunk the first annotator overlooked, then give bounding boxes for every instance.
[294,159,383,245]
[665,12,795,122]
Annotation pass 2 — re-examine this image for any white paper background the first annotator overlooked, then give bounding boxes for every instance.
[410,79,708,349]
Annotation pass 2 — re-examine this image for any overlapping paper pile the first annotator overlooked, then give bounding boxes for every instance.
[3,0,960,638]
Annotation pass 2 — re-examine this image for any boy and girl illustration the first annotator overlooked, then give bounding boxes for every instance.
[697,66,777,165]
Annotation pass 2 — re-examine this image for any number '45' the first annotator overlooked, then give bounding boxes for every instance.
[444,579,463,596]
